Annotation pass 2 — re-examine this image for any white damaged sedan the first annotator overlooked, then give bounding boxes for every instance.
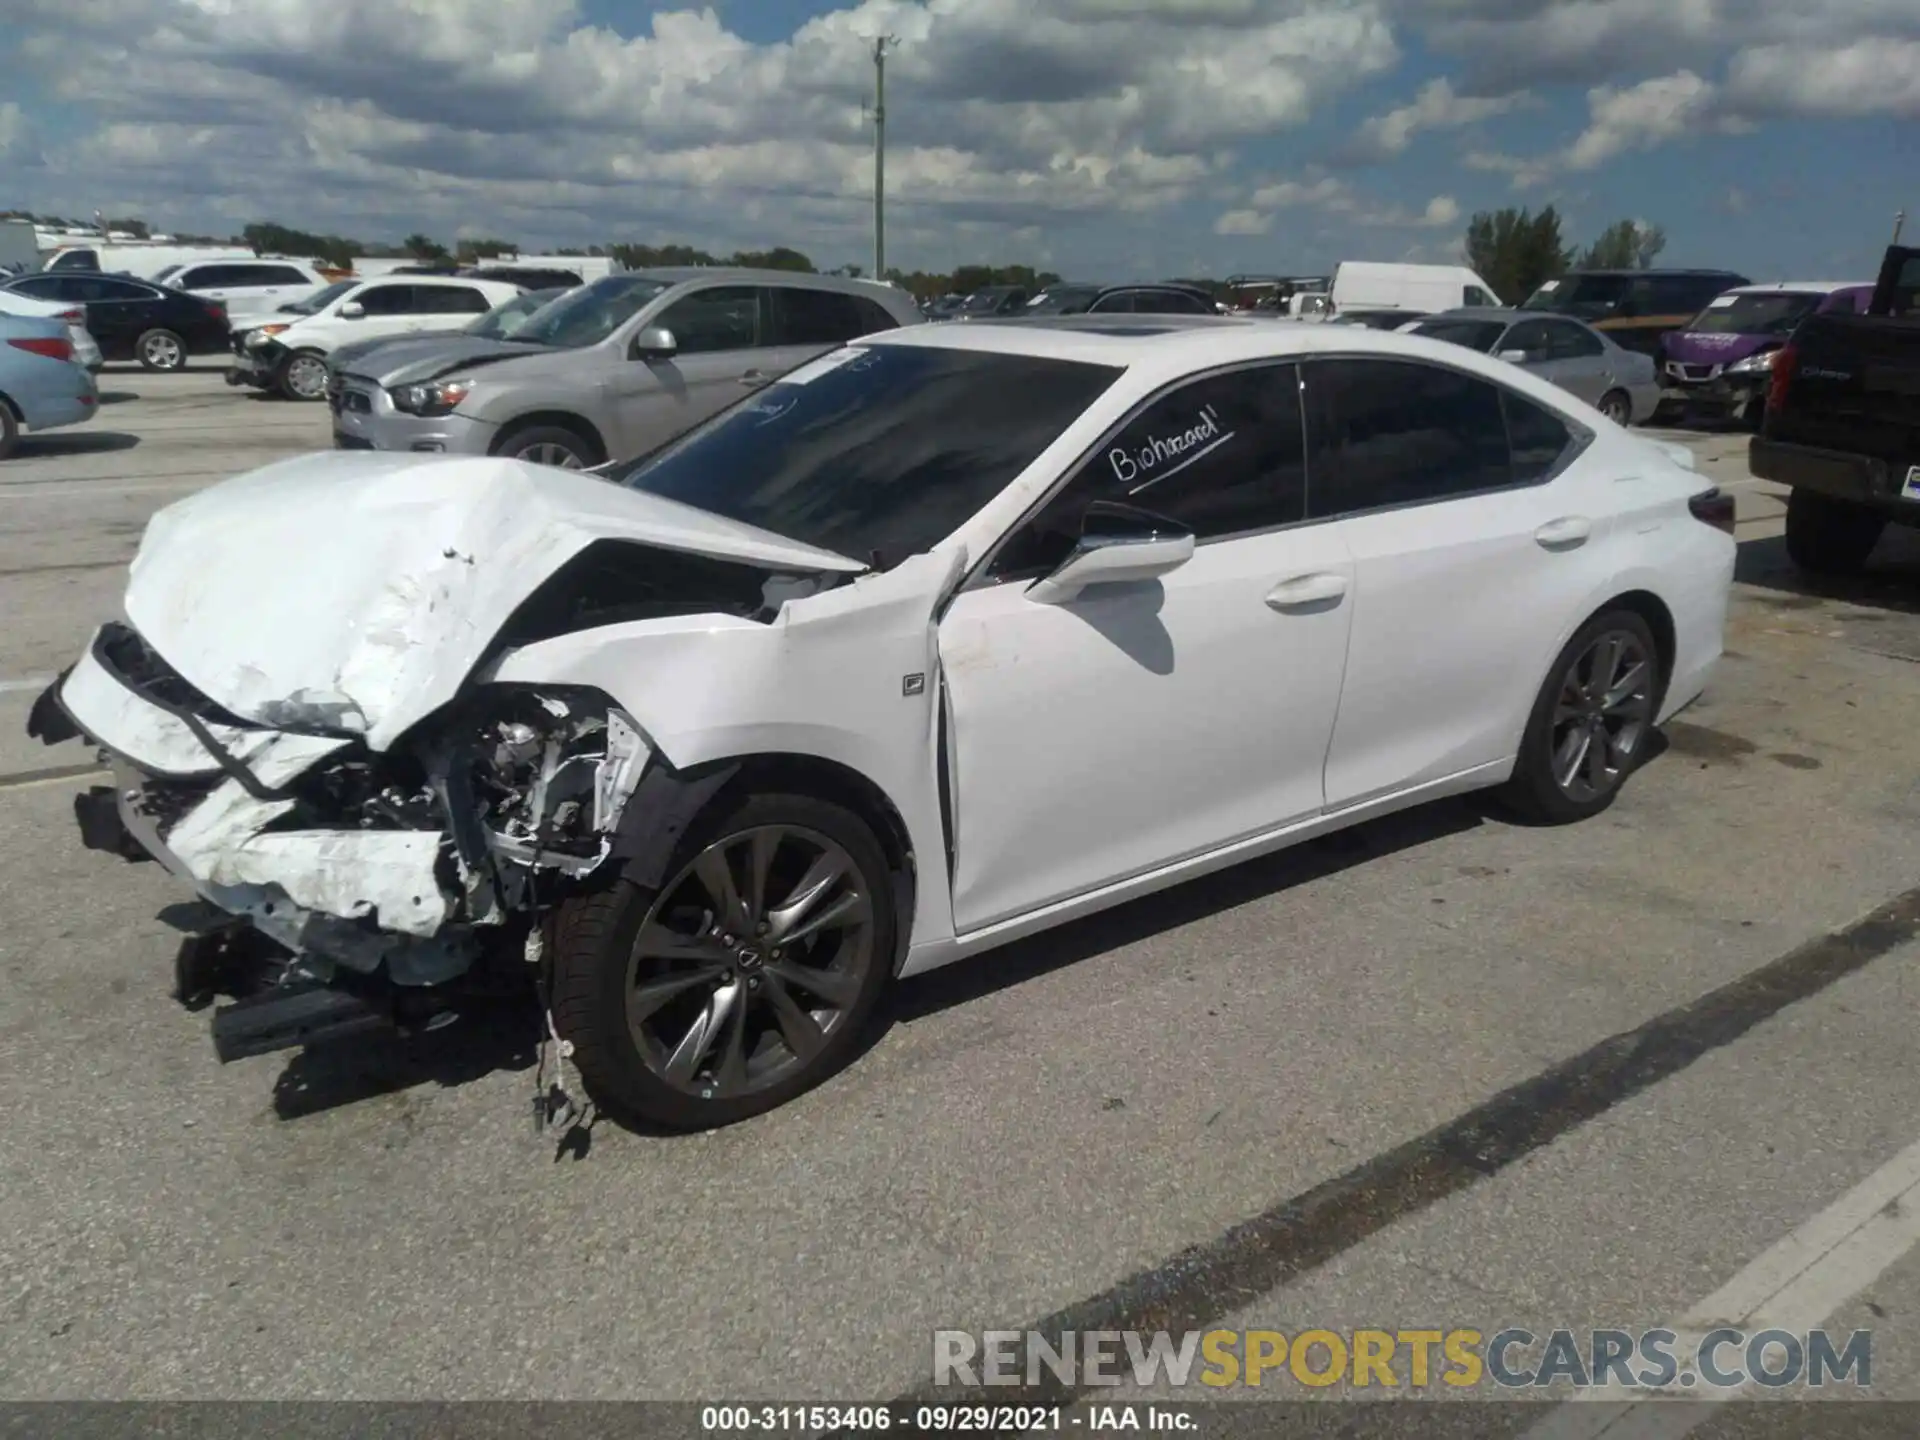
[30,314,1736,1130]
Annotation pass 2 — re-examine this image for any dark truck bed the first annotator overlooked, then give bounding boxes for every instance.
[1749,245,1920,574]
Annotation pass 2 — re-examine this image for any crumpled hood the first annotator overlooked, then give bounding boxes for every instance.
[339,335,546,386]
[327,329,474,377]
[124,451,865,751]
[1663,330,1773,367]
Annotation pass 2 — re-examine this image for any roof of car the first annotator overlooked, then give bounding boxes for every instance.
[1565,267,1748,278]
[622,266,912,301]
[1419,307,1522,321]
[1724,281,1871,295]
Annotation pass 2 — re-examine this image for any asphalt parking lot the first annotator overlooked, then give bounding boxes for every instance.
[3,369,1920,1422]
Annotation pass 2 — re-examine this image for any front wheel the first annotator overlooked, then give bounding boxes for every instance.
[278,351,330,402]
[1497,609,1663,825]
[1598,389,1633,426]
[1784,488,1884,576]
[136,328,186,372]
[549,790,897,1130]
[495,423,601,469]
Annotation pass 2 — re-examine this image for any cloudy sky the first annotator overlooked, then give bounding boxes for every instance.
[1,0,1913,281]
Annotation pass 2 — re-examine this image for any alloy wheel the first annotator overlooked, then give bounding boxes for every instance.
[1600,392,1631,425]
[518,441,585,468]
[285,355,328,400]
[624,824,876,1101]
[143,333,183,369]
[1550,630,1654,802]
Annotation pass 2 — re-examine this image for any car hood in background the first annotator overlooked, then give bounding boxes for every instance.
[332,333,544,384]
[1661,330,1777,368]
[122,451,867,750]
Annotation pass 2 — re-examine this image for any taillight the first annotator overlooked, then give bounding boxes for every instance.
[7,336,73,362]
[1688,487,1736,536]
[57,309,84,324]
[1767,341,1796,413]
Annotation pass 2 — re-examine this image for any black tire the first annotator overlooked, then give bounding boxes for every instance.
[0,400,17,461]
[277,350,330,402]
[1784,488,1884,576]
[1598,389,1633,427]
[1742,396,1766,432]
[135,328,187,372]
[549,789,897,1131]
[1497,608,1664,826]
[494,422,603,469]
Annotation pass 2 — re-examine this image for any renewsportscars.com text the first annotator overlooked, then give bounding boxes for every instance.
[932,1327,1873,1391]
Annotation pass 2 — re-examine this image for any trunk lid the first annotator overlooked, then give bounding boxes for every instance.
[123,452,865,750]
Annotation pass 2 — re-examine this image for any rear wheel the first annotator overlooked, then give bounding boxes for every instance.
[136,329,186,372]
[0,400,18,461]
[549,790,896,1130]
[1784,488,1885,576]
[1598,389,1633,426]
[495,422,602,469]
[278,350,329,402]
[1498,609,1662,825]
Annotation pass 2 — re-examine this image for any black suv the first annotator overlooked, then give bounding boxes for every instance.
[1520,268,1750,356]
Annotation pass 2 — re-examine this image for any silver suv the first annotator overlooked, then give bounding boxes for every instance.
[326,268,926,468]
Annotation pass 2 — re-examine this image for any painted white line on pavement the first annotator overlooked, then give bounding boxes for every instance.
[1521,1135,1920,1440]
[0,676,55,695]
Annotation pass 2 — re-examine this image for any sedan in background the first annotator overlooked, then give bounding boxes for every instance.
[0,286,103,372]
[1,272,229,372]
[35,313,1732,1129]
[0,313,99,459]
[1407,307,1660,426]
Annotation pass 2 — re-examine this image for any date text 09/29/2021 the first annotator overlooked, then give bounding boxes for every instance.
[700,1405,1188,1432]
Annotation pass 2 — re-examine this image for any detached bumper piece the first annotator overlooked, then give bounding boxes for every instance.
[210,980,396,1063]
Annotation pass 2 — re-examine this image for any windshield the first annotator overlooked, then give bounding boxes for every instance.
[285,279,358,315]
[466,288,568,339]
[152,264,181,281]
[1522,274,1628,318]
[608,344,1122,567]
[1410,317,1509,352]
[1024,286,1102,315]
[1684,292,1822,337]
[511,273,672,347]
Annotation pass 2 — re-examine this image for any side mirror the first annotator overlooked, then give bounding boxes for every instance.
[338,301,365,319]
[1027,502,1195,606]
[1496,347,1533,364]
[632,325,677,360]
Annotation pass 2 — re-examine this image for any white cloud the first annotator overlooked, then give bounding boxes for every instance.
[1419,194,1460,228]
[1347,78,1526,161]
[1564,70,1718,170]
[1723,37,1920,118]
[1213,209,1272,235]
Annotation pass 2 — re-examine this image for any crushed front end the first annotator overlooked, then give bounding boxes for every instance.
[29,620,651,1062]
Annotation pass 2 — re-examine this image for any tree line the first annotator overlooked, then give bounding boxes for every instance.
[7,207,1668,308]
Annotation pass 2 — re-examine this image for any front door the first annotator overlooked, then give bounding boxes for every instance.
[937,361,1355,933]
[605,284,767,457]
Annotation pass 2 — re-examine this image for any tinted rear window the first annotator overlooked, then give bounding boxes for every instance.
[612,345,1122,567]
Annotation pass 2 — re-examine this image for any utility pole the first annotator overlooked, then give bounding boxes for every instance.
[1895,210,1907,245]
[869,35,897,281]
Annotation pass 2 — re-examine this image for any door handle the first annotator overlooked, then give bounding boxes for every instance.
[1265,572,1348,610]
[1534,516,1592,549]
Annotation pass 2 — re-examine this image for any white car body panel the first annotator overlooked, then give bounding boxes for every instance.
[171,259,328,319]
[122,450,865,749]
[239,277,526,360]
[48,315,1735,991]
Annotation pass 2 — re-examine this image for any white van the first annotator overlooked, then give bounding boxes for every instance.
[41,243,260,280]
[1330,262,1503,314]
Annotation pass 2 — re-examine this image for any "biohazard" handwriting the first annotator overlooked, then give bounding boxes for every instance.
[1109,404,1235,489]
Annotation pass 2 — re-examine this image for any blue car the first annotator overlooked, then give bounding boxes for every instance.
[0,312,99,460]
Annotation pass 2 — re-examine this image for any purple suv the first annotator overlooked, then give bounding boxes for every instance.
[1661,281,1873,426]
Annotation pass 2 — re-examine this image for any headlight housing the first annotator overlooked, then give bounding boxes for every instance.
[1725,348,1781,376]
[244,324,290,349]
[390,378,473,417]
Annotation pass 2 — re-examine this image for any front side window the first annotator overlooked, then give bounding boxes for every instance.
[990,363,1308,579]
[1546,322,1604,359]
[1499,319,1557,358]
[512,273,673,348]
[1464,286,1498,307]
[611,345,1122,567]
[654,286,760,353]
[352,285,415,317]
[285,280,356,315]
[1303,358,1512,519]
[178,264,240,290]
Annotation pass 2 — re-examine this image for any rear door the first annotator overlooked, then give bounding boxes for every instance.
[345,283,437,343]
[1303,355,1608,807]
[410,282,495,333]
[762,284,894,380]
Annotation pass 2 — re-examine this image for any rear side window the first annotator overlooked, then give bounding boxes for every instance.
[853,296,904,333]
[1547,322,1603,359]
[1087,292,1136,314]
[991,362,1307,577]
[1303,358,1512,519]
[251,264,313,287]
[1504,392,1579,485]
[770,287,879,346]
[178,264,244,289]
[414,285,493,315]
